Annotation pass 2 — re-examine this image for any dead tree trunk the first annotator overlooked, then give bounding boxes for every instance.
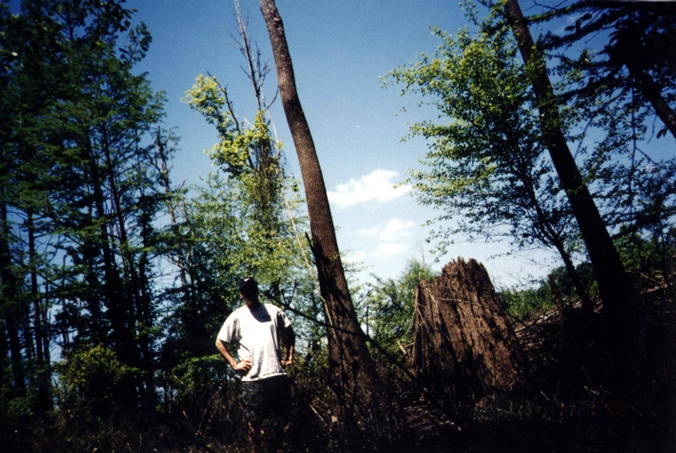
[259,0,378,414]
[413,258,522,401]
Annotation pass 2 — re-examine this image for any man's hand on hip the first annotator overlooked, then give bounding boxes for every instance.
[281,357,293,367]
[233,359,252,373]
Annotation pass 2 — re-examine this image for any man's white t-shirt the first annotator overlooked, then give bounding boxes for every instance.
[217,303,292,382]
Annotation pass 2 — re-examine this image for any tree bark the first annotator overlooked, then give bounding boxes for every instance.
[27,212,52,411]
[503,0,643,359]
[625,60,676,140]
[525,176,594,314]
[0,200,26,393]
[413,258,523,401]
[155,128,190,297]
[549,231,594,315]
[259,0,377,407]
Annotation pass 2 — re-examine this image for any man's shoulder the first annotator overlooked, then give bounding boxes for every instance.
[226,305,248,320]
[263,303,283,313]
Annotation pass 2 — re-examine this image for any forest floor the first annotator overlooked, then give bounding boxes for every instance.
[409,292,676,453]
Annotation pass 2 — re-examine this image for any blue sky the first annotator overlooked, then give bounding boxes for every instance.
[128,0,562,287]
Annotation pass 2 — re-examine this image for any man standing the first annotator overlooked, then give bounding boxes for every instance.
[215,277,295,453]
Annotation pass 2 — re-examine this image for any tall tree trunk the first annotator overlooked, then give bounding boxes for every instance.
[136,192,157,410]
[102,132,156,409]
[86,140,132,364]
[259,0,377,408]
[625,60,676,140]
[503,0,643,366]
[550,232,594,315]
[27,212,52,411]
[0,201,26,393]
[155,129,191,300]
[525,177,594,314]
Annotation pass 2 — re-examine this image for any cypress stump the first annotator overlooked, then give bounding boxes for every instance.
[413,258,522,401]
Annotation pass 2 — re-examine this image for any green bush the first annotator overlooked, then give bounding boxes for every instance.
[499,283,556,319]
[54,345,140,451]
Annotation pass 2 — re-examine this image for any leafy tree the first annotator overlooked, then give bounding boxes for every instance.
[498,262,596,320]
[184,75,302,287]
[48,1,166,408]
[389,0,670,375]
[538,1,676,140]
[501,0,649,370]
[616,229,675,299]
[179,23,313,347]
[514,2,676,278]
[390,0,649,355]
[1,0,171,423]
[499,283,555,320]
[0,0,65,407]
[56,344,135,420]
[359,260,438,360]
[532,0,676,292]
[386,8,593,311]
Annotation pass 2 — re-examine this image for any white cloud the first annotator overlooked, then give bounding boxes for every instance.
[373,241,408,258]
[328,169,411,208]
[356,217,416,258]
[348,250,367,263]
[359,217,415,242]
[357,225,379,238]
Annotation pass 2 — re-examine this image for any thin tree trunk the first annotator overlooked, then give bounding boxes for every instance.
[27,212,52,411]
[259,0,377,407]
[87,142,119,327]
[524,173,594,314]
[503,0,643,364]
[0,201,26,393]
[86,140,133,368]
[550,233,594,315]
[625,60,676,140]
[155,129,191,298]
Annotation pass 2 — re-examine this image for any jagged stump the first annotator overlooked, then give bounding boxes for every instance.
[413,258,522,401]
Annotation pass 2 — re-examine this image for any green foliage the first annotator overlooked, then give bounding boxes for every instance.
[616,228,675,296]
[359,260,438,358]
[1,0,174,435]
[57,345,136,410]
[549,262,597,302]
[183,74,283,178]
[183,72,304,284]
[183,74,231,132]
[385,11,580,266]
[180,66,315,312]
[161,354,228,416]
[499,260,598,319]
[185,173,304,285]
[54,345,141,451]
[0,384,38,452]
[499,282,555,320]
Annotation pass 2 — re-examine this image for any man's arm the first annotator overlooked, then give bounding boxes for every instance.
[280,327,295,367]
[215,339,252,373]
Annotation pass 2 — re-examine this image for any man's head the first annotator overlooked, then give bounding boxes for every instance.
[238,277,259,304]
